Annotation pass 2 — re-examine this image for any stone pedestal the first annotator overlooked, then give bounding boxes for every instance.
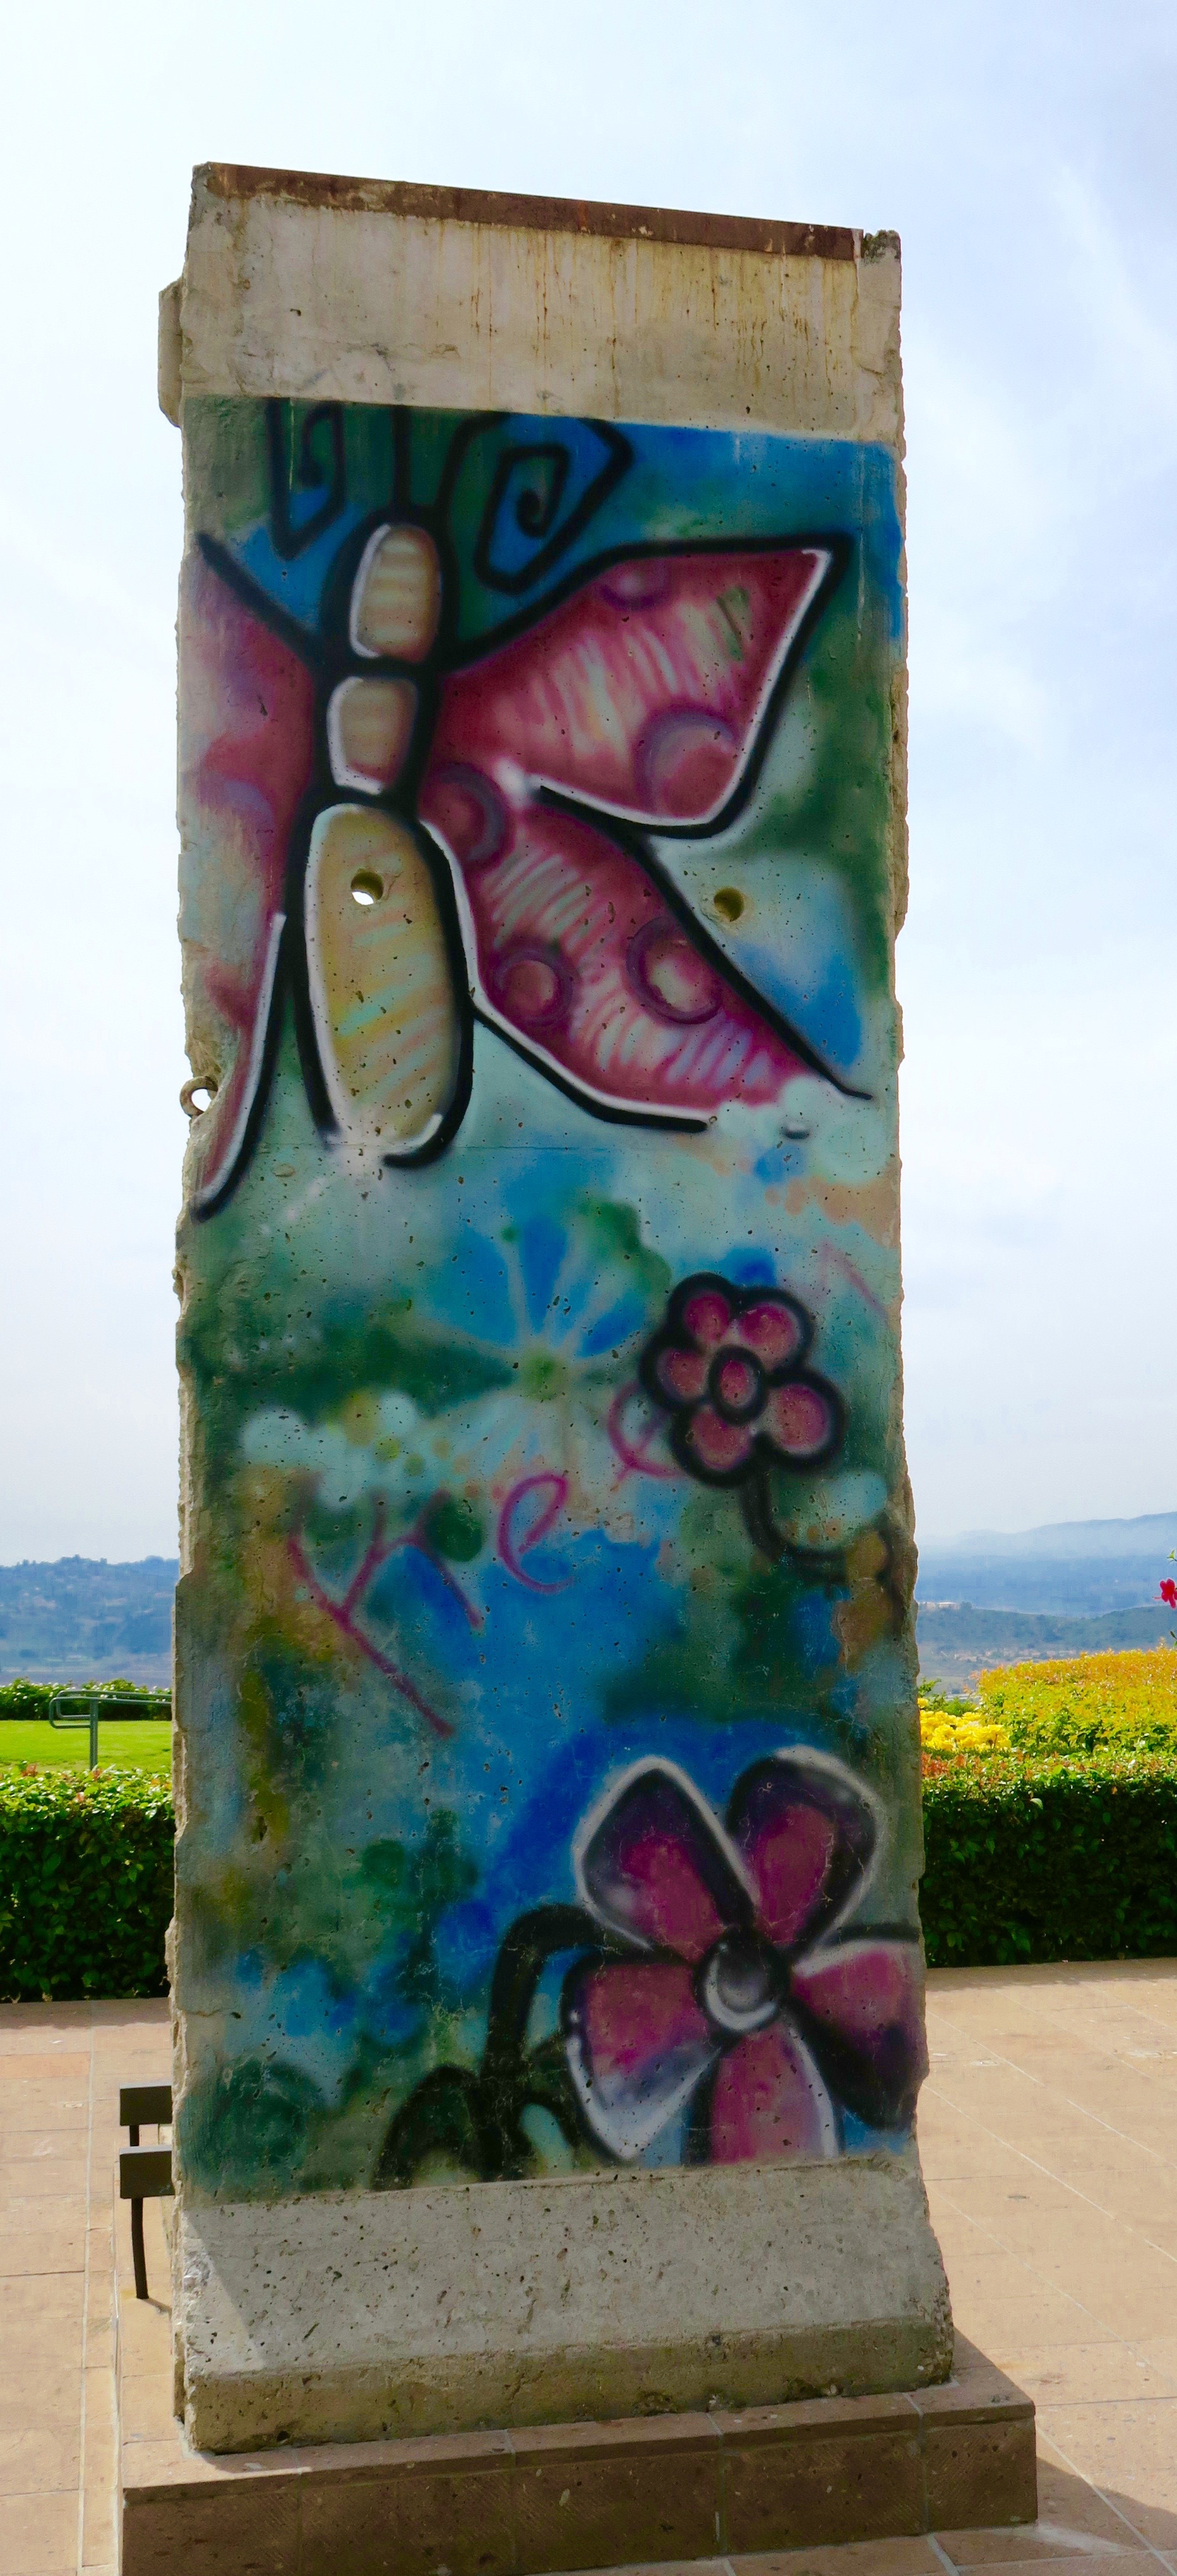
[165,164,950,2471]
[177,2159,948,2453]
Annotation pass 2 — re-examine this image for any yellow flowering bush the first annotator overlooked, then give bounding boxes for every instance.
[977,1647,1177,1756]
[918,1686,1009,1759]
[919,1707,1010,1757]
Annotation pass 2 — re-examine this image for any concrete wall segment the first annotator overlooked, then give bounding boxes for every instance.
[164,164,941,2449]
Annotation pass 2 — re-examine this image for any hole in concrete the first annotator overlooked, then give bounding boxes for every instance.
[713,886,744,923]
[350,869,385,907]
[181,1076,218,1118]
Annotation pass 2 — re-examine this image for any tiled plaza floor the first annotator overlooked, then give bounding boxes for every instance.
[3,1963,1177,2574]
[0,1997,169,2575]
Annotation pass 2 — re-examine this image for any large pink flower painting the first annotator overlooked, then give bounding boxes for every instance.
[564,1754,926,2162]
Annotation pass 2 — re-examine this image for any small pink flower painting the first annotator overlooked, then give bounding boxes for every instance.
[640,1272,842,1486]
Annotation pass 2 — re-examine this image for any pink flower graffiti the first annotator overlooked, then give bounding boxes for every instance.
[564,1753,926,2162]
[640,1274,842,1487]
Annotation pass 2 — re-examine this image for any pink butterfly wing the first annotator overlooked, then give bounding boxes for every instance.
[180,558,316,1208]
[429,547,830,825]
[418,547,835,1123]
[422,788,806,1118]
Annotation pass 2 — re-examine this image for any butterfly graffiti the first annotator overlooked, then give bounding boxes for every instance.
[182,406,864,1216]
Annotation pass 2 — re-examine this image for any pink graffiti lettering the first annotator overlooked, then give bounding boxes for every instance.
[287,1496,455,1739]
[498,1472,571,1592]
[607,1383,679,1488]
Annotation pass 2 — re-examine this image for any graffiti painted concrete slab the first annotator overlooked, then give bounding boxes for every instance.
[167,168,949,2448]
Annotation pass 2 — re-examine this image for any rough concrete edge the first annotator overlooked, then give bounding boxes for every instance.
[158,281,181,424]
[182,2313,953,2454]
[193,160,864,260]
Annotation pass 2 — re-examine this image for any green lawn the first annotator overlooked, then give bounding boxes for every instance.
[0,1719,173,1772]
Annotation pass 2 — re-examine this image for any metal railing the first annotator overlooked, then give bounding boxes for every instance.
[48,1690,171,1770]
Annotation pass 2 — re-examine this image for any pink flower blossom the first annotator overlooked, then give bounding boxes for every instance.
[564,1753,926,2162]
[639,1273,842,1488]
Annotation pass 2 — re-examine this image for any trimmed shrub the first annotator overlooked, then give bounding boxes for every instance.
[921,1750,1177,1967]
[0,1678,170,1720]
[0,1766,174,2001]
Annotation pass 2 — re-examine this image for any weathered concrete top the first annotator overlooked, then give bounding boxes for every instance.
[162,164,901,440]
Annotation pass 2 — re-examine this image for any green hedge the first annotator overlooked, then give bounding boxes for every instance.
[5,1753,1177,2005]
[921,1753,1177,1966]
[0,1678,169,1719]
[0,1767,174,2001]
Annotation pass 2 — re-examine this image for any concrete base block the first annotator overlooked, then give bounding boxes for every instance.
[177,2155,952,2452]
[121,2342,1035,2576]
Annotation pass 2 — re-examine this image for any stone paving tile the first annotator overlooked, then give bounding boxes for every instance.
[0,1998,168,2575]
[3,2270,86,2322]
[0,2092,90,2134]
[0,2419,81,2496]
[726,2546,943,2575]
[0,2356,83,2425]
[923,1967,1177,2576]
[1018,2167,1177,2222]
[937,2545,1154,2565]
[0,2185,89,2224]
[0,2052,92,2084]
[0,2125,93,2164]
[1123,2337,1177,2385]
[941,2204,1138,2268]
[986,2125,1174,2167]
[81,2419,117,2554]
[0,2490,80,2576]
[986,2344,1177,2405]
[0,2217,88,2276]
[0,2159,89,2204]
[935,2174,1096,2223]
[0,2011,92,2050]
[929,2266,1107,2351]
[1035,2415,1177,2557]
[917,2130,1037,2186]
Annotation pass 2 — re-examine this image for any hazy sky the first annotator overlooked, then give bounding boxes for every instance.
[1,0,1174,1559]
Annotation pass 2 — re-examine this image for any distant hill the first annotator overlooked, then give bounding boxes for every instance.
[917,1509,1177,1618]
[0,1559,177,1685]
[916,1599,1174,1687]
